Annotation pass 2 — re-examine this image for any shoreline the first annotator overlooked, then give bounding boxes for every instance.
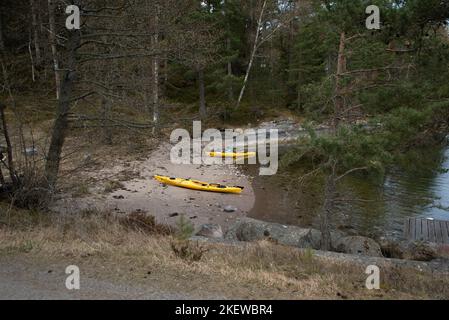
[54,142,256,231]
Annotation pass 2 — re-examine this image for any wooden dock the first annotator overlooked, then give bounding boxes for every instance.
[404,218,449,244]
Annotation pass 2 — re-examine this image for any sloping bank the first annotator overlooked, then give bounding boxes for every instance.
[193,218,449,273]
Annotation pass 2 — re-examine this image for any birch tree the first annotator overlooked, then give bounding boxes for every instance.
[48,0,61,100]
[0,11,5,52]
[30,0,43,67]
[235,0,297,109]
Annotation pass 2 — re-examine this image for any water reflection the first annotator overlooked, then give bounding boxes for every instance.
[248,144,449,239]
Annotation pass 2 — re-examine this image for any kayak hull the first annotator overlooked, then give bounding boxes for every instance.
[154,175,243,194]
[207,152,256,159]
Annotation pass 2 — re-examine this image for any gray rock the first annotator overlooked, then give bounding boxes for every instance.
[378,238,405,259]
[225,218,322,250]
[196,224,224,239]
[335,236,383,257]
[25,147,38,157]
[380,238,448,261]
[223,205,237,213]
[83,153,93,163]
[400,241,440,262]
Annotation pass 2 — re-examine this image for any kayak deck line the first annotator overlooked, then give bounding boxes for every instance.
[154,175,244,194]
[206,151,257,159]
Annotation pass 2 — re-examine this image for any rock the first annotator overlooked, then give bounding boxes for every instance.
[197,224,224,239]
[335,236,383,257]
[25,147,38,157]
[223,205,237,213]
[380,238,448,261]
[169,213,179,218]
[225,218,322,250]
[83,153,92,163]
[378,238,405,259]
[400,241,440,262]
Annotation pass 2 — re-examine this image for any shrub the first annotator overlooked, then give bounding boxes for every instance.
[119,212,174,236]
[104,180,125,193]
[11,169,52,211]
[171,214,208,262]
[171,240,209,263]
[175,214,195,241]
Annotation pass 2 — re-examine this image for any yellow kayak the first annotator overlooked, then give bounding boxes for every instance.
[207,151,256,159]
[154,175,244,194]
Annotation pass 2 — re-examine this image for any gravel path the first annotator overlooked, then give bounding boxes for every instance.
[0,256,215,300]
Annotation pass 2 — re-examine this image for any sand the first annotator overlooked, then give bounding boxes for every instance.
[55,142,256,231]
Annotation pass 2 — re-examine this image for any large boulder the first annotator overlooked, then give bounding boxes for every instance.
[380,238,449,261]
[196,224,224,239]
[378,238,405,259]
[225,218,322,250]
[400,241,440,262]
[335,236,383,257]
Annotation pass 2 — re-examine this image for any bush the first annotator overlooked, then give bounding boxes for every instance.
[119,212,174,236]
[11,169,52,211]
[175,214,195,240]
[171,240,209,263]
[170,214,208,262]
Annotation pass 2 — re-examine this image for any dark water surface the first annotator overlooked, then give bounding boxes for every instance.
[247,143,449,240]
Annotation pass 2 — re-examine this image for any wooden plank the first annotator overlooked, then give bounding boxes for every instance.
[434,221,443,244]
[439,221,449,244]
[404,219,411,239]
[428,220,436,243]
[443,221,449,244]
[404,219,410,239]
[446,221,449,241]
[410,218,416,240]
[421,219,429,241]
[405,219,449,244]
[416,218,423,241]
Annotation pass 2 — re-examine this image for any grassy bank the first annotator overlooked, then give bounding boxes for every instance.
[0,203,448,300]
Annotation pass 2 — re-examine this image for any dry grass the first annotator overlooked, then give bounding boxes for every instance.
[103,180,125,194]
[0,203,448,299]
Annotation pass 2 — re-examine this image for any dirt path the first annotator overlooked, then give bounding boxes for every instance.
[0,255,225,300]
[55,143,255,231]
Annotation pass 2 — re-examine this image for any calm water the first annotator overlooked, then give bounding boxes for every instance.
[247,143,449,240]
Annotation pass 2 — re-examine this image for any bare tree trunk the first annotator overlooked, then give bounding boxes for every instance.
[320,163,337,251]
[30,0,42,66]
[0,164,5,187]
[198,68,207,119]
[224,0,234,103]
[48,0,61,100]
[151,4,160,125]
[163,57,168,93]
[236,0,267,109]
[227,38,234,103]
[101,95,112,145]
[0,103,19,186]
[28,32,36,82]
[0,12,5,52]
[45,28,80,188]
[334,32,347,130]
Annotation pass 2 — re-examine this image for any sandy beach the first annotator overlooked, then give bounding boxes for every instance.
[55,142,256,231]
